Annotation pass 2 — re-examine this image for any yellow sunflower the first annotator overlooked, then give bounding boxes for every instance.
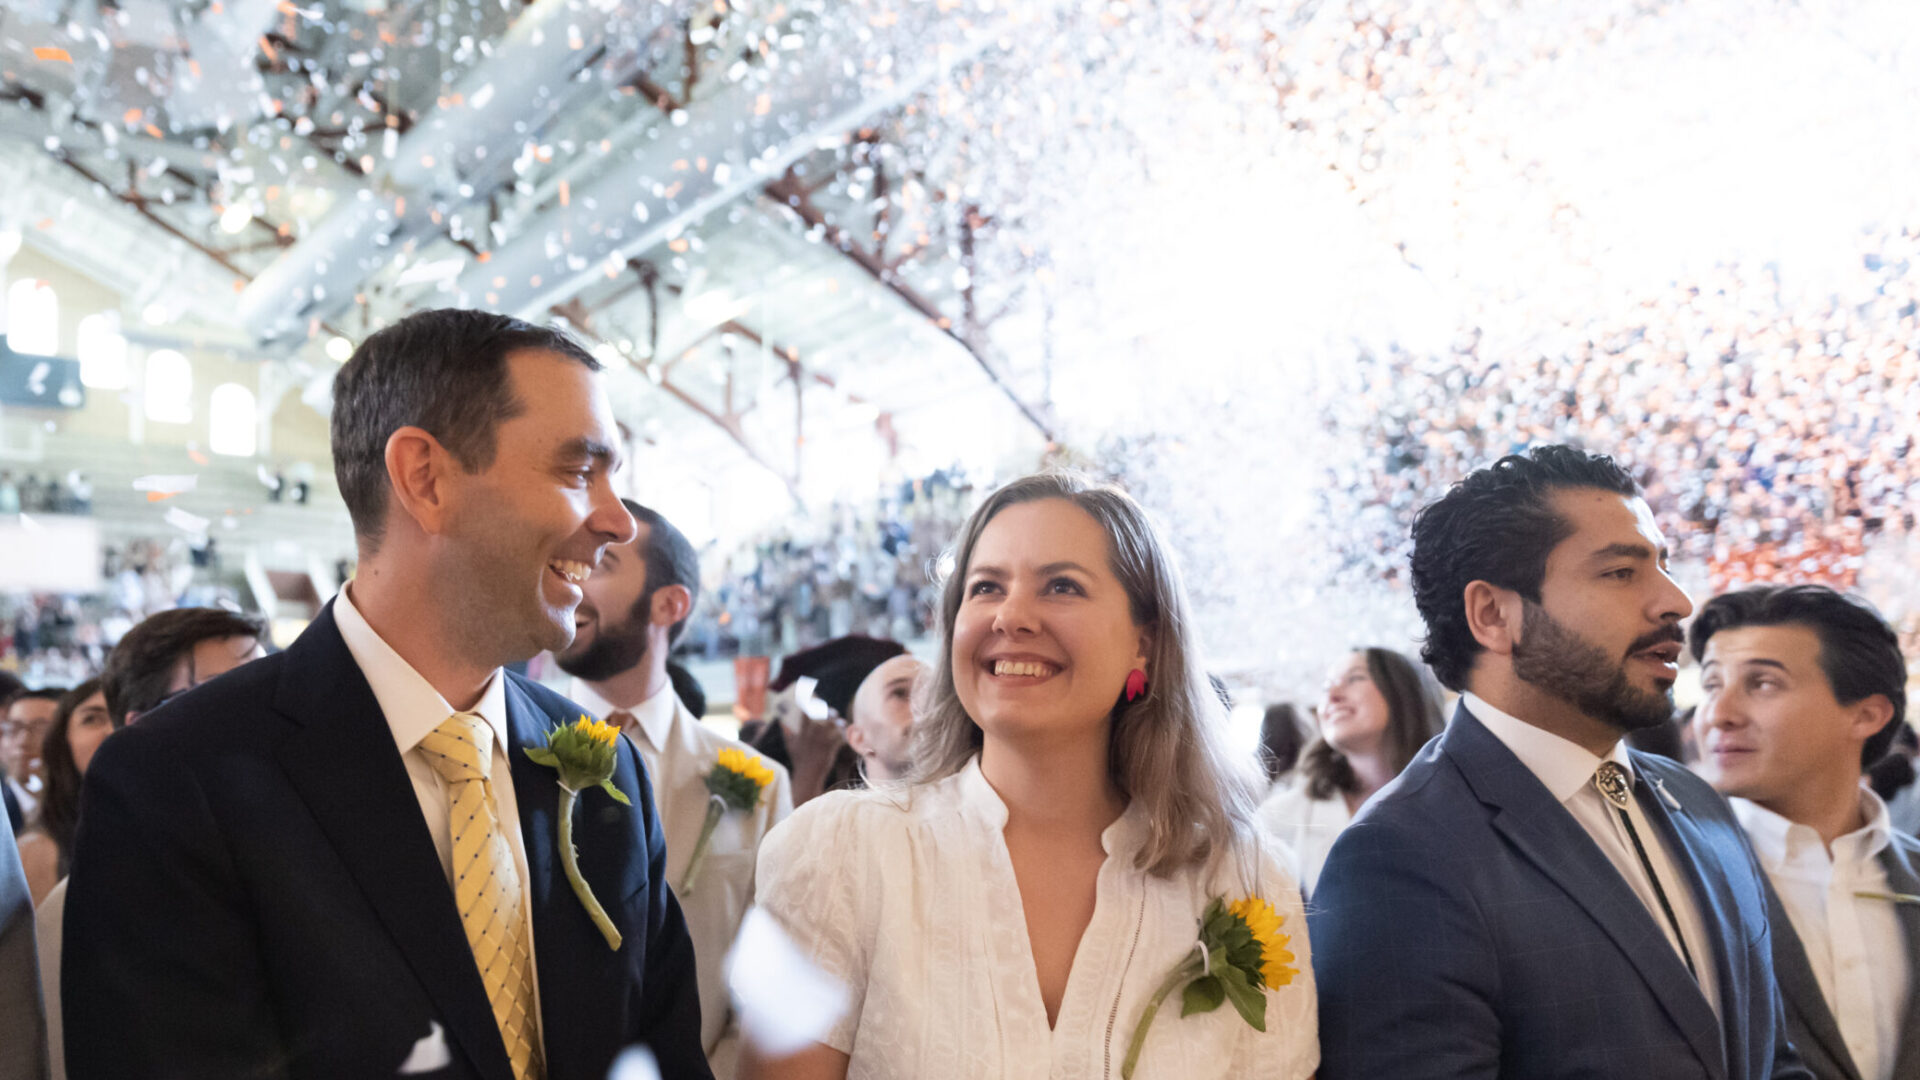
[1227,896,1299,990]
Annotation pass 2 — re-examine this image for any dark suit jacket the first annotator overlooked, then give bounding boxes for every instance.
[62,603,712,1080]
[2,780,22,836]
[1310,702,1811,1080]
[1762,827,1920,1080]
[0,791,48,1080]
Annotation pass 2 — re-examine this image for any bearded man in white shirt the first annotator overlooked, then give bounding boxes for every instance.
[1691,583,1920,1080]
[556,499,793,1079]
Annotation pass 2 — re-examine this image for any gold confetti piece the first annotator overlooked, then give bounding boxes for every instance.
[34,47,72,63]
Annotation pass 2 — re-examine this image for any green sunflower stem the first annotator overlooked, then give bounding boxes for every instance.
[1121,960,1201,1079]
[679,794,728,897]
[558,786,622,951]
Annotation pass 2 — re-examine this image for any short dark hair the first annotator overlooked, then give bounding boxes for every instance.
[1410,445,1641,690]
[1688,584,1908,770]
[331,309,601,545]
[1300,647,1446,799]
[624,500,701,646]
[5,687,66,707]
[1258,703,1308,783]
[102,607,269,726]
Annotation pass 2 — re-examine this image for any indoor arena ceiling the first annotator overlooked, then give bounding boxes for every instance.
[0,0,1062,501]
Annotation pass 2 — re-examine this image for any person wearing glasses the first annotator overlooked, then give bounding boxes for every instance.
[2,687,63,828]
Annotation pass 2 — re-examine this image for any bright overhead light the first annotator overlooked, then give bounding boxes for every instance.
[218,204,253,234]
[683,288,741,328]
[325,336,354,362]
[0,229,21,262]
[142,302,172,326]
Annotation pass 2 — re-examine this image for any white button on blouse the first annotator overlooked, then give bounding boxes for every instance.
[754,758,1320,1080]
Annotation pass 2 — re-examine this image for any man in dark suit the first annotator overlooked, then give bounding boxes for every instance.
[63,309,711,1079]
[1311,445,1809,1080]
[1690,584,1920,1080]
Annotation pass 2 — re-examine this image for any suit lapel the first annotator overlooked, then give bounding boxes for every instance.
[1448,707,1727,1080]
[1880,839,1920,1080]
[508,681,629,1080]
[271,606,515,1080]
[1758,874,1861,1080]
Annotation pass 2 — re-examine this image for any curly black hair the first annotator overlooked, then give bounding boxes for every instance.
[1409,445,1640,690]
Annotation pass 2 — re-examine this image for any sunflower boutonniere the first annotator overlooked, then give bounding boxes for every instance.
[680,747,776,896]
[525,714,631,950]
[1120,894,1299,1078]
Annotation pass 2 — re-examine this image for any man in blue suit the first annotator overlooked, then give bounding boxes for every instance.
[63,310,713,1079]
[1311,445,1809,1080]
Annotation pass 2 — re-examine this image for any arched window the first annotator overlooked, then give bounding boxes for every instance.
[5,279,59,356]
[76,313,129,389]
[144,349,193,424]
[209,382,257,457]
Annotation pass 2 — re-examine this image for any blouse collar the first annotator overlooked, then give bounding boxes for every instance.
[957,755,1150,856]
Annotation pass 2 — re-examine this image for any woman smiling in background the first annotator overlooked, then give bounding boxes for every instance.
[1258,648,1443,899]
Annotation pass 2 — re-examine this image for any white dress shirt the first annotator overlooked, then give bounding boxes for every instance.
[1463,693,1722,1022]
[6,776,36,824]
[334,587,543,1031]
[753,758,1320,1080]
[572,678,793,1079]
[1733,792,1910,1080]
[1256,778,1352,899]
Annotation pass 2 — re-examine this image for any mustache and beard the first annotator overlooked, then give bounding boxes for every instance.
[556,588,655,682]
[1511,599,1684,732]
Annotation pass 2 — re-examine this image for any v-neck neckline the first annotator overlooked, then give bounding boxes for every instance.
[959,759,1148,1056]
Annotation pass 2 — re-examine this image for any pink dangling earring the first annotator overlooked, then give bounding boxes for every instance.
[1124,668,1148,702]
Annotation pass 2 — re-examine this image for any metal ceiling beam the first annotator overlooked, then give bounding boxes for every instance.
[450,3,1050,322]
[235,0,678,345]
[760,176,1055,443]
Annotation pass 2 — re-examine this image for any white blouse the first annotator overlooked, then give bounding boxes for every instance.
[754,759,1319,1080]
[1256,779,1352,900]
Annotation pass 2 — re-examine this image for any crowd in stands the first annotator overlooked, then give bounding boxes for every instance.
[1,538,245,688]
[689,471,975,659]
[0,471,92,517]
[1322,230,1920,602]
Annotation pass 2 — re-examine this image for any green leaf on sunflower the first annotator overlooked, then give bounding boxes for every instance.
[597,779,632,806]
[1218,964,1269,1032]
[1181,975,1226,1017]
[524,747,560,767]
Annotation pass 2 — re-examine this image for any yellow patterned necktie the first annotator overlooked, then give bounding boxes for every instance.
[419,712,545,1080]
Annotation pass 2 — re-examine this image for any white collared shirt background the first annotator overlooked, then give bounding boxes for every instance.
[572,678,794,1078]
[1256,778,1352,900]
[1462,692,1723,1024]
[1733,793,1910,1080]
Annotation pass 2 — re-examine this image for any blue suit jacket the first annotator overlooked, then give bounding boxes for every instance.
[1310,702,1811,1080]
[63,603,712,1080]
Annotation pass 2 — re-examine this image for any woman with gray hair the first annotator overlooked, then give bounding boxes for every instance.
[745,472,1319,1080]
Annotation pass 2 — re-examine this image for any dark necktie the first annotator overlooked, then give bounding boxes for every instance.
[1594,760,1698,980]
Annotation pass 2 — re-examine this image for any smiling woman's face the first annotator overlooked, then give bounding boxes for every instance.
[951,499,1150,744]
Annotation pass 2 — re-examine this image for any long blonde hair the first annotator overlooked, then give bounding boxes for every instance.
[909,471,1262,878]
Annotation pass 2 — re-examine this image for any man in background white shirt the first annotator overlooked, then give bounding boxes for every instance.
[557,499,792,1079]
[1691,583,1920,1080]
